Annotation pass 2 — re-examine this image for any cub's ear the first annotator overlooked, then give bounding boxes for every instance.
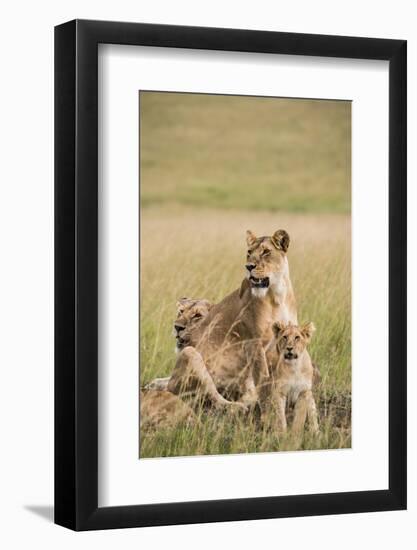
[301,322,316,342]
[246,230,257,247]
[272,321,286,338]
[201,299,213,310]
[271,229,290,252]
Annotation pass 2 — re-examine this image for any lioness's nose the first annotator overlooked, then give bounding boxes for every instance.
[287,346,293,352]
[174,324,185,333]
[246,263,256,272]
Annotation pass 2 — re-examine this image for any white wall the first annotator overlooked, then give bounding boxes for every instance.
[0,1,415,547]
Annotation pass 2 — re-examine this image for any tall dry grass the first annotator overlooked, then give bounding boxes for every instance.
[140,207,351,457]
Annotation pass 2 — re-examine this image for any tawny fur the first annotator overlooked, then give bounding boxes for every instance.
[167,230,298,412]
[144,297,213,392]
[140,389,197,431]
[266,321,319,435]
[173,297,213,352]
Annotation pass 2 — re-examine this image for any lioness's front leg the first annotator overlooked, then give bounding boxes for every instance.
[168,346,245,412]
[259,383,287,433]
[246,340,270,416]
[239,375,258,407]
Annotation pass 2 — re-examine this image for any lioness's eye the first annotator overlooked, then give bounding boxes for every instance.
[283,335,288,341]
[262,249,271,256]
[295,336,300,341]
[192,313,202,320]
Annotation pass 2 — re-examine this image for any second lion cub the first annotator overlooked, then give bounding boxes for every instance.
[268,321,319,435]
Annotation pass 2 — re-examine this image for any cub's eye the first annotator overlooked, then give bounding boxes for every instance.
[283,335,288,341]
[247,250,251,257]
[295,335,300,341]
[262,249,271,256]
[192,313,202,320]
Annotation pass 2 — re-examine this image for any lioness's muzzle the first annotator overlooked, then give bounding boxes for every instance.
[176,336,188,350]
[249,275,270,288]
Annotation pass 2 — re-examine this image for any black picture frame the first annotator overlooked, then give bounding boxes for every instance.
[55,19,407,531]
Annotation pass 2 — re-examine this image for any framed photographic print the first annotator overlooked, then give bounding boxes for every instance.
[55,20,407,530]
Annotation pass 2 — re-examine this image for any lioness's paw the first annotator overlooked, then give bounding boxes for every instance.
[143,377,170,391]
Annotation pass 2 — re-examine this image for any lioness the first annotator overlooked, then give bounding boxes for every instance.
[143,297,213,392]
[267,321,318,434]
[174,297,213,353]
[168,229,298,412]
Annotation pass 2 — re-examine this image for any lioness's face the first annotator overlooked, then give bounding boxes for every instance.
[174,298,212,351]
[245,229,290,296]
[272,321,315,363]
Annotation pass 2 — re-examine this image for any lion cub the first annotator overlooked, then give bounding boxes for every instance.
[140,389,197,431]
[268,321,319,434]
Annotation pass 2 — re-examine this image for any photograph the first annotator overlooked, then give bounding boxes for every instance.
[139,91,351,458]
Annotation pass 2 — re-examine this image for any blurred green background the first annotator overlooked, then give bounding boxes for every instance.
[140,92,351,213]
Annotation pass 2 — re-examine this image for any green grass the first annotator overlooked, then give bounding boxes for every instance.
[140,92,351,213]
[140,404,351,458]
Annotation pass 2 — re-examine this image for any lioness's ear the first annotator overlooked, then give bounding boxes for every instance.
[271,229,290,252]
[272,321,286,337]
[176,297,189,310]
[201,299,213,310]
[301,322,316,342]
[246,230,257,247]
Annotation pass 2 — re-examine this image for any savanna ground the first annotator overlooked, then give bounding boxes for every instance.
[139,92,351,458]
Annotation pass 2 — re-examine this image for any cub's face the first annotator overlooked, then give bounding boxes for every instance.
[174,298,212,351]
[272,321,315,363]
[245,229,290,297]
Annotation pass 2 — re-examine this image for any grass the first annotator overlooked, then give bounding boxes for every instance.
[140,402,351,458]
[139,92,351,457]
[140,207,351,457]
